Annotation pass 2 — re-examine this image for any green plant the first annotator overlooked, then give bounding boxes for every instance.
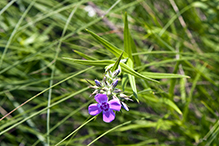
[0,0,218,145]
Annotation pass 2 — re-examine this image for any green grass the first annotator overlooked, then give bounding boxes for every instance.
[0,0,219,145]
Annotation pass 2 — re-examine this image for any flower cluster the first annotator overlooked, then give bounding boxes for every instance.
[88,68,132,123]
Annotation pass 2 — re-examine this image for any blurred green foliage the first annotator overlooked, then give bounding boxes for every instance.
[0,0,219,145]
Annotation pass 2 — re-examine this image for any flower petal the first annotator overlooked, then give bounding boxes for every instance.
[109,99,121,111]
[103,110,115,123]
[88,103,102,116]
[95,94,108,104]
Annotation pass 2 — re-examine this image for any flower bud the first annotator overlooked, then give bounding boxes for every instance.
[90,89,98,97]
[119,93,128,98]
[89,86,98,89]
[113,88,122,93]
[121,102,129,111]
[103,76,109,86]
[112,69,120,77]
[101,87,108,91]
[112,79,118,88]
[94,79,101,87]
[124,98,133,101]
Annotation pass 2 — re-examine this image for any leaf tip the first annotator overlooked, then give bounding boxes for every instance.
[85,79,95,86]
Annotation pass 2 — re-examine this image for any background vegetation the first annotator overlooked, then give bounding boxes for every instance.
[0,0,219,145]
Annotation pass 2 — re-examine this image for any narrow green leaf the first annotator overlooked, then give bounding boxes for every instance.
[85,79,95,86]
[180,78,186,103]
[185,61,218,87]
[121,73,129,91]
[183,63,207,122]
[86,29,128,58]
[205,123,219,146]
[116,121,156,132]
[141,72,190,79]
[124,12,133,60]
[124,12,141,66]
[124,12,138,102]
[73,50,96,60]
[87,120,132,146]
[203,120,219,145]
[120,63,159,83]
[111,52,123,72]
[159,98,182,115]
[127,59,138,102]
[130,35,141,67]
[201,101,218,118]
[168,61,180,100]
[116,120,174,132]
[135,57,195,70]
[140,93,182,115]
[140,94,159,103]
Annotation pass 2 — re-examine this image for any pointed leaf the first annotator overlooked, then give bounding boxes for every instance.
[111,52,123,72]
[124,12,133,61]
[121,73,128,91]
[86,29,128,58]
[127,59,138,102]
[124,13,138,102]
[85,79,95,86]
[130,35,141,67]
[120,62,159,83]
[141,72,190,79]
[159,98,182,115]
[73,50,96,60]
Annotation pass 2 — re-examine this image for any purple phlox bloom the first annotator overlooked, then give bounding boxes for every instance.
[88,94,121,123]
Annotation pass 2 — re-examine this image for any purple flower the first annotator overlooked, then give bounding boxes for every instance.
[88,94,121,123]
